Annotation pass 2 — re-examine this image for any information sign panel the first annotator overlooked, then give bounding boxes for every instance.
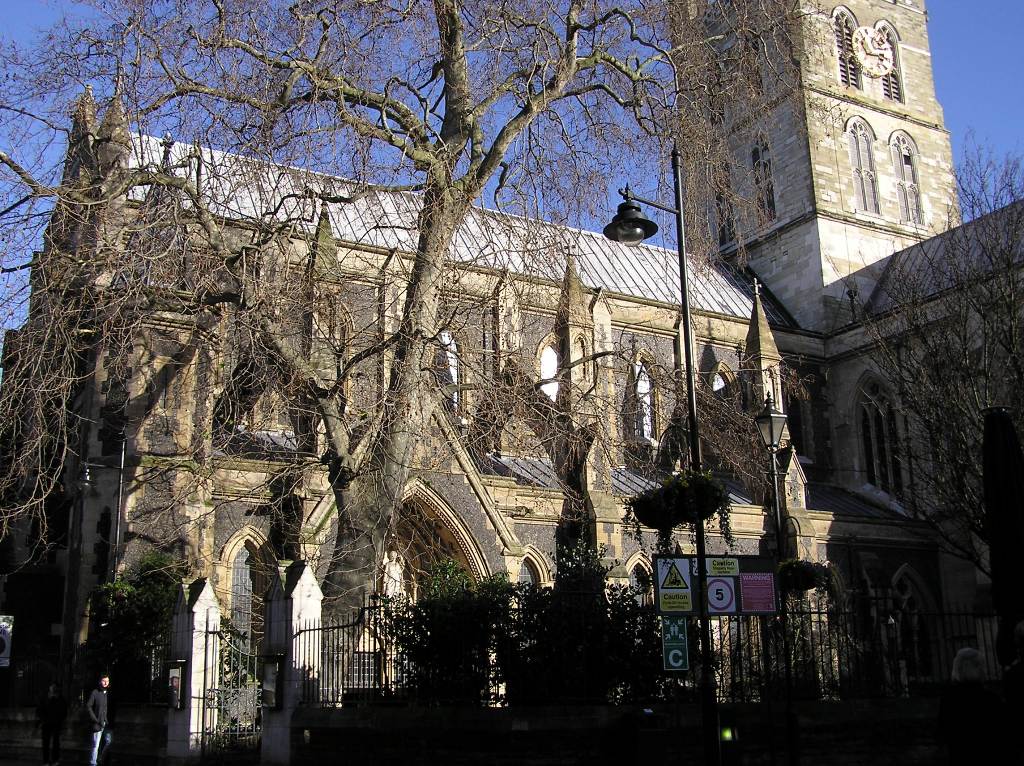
[655,555,778,615]
[661,616,689,671]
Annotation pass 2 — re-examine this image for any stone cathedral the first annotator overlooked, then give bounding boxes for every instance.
[0,0,985,684]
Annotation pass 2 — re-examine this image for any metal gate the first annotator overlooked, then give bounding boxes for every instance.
[199,627,262,762]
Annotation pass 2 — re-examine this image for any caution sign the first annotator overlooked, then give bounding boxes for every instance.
[0,615,12,668]
[708,558,739,576]
[654,556,693,614]
[661,616,689,671]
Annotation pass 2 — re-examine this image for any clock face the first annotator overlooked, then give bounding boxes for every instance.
[852,26,894,78]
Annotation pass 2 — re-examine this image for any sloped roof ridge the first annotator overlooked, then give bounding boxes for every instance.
[129,133,794,327]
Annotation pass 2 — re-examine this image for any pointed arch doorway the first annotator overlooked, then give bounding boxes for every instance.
[386,483,489,600]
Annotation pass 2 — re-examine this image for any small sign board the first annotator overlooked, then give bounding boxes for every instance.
[661,616,689,671]
[654,556,694,614]
[654,556,778,616]
[707,576,737,614]
[0,615,12,668]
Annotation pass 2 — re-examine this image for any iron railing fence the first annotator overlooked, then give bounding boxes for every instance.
[710,606,998,703]
[294,594,998,707]
[295,599,413,706]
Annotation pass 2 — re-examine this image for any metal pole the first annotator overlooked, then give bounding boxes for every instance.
[671,145,720,766]
[109,433,126,581]
[770,446,798,766]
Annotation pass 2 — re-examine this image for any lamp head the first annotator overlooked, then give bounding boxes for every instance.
[755,394,788,450]
[603,197,658,246]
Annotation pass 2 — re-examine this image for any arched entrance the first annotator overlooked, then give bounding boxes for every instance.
[385,483,489,600]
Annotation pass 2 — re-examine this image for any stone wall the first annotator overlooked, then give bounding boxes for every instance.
[289,698,946,766]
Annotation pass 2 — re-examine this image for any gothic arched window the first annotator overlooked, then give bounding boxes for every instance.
[634,362,655,441]
[230,545,268,649]
[835,11,862,89]
[859,384,903,496]
[540,344,559,400]
[880,26,903,102]
[891,133,923,224]
[629,562,653,605]
[752,140,776,223]
[847,120,880,214]
[576,337,590,382]
[436,330,460,409]
[518,558,539,586]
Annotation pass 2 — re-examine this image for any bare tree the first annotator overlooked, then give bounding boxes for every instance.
[0,0,799,609]
[859,148,1024,573]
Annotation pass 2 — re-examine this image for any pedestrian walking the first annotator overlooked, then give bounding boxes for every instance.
[36,683,68,766]
[86,674,112,766]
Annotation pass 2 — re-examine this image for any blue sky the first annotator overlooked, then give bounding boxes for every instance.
[2,0,1021,164]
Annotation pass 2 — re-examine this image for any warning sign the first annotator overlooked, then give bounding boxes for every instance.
[708,558,740,576]
[739,573,777,614]
[661,561,687,589]
[654,556,693,614]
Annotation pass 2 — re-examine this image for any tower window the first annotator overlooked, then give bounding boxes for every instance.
[880,27,903,102]
[847,120,879,214]
[752,141,776,223]
[891,134,923,224]
[835,12,862,89]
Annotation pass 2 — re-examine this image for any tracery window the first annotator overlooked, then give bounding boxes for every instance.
[752,141,776,223]
[859,383,903,496]
[710,365,735,400]
[835,11,862,89]
[847,120,879,214]
[880,26,903,102]
[540,344,559,400]
[436,330,460,410]
[634,362,655,441]
[518,558,539,586]
[891,133,923,224]
[629,562,653,605]
[230,546,268,649]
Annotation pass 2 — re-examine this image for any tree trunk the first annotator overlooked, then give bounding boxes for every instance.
[322,173,468,611]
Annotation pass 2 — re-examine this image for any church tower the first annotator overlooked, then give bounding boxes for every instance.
[741,0,956,332]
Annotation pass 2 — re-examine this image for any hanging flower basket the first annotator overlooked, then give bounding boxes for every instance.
[626,470,732,539]
[777,559,830,593]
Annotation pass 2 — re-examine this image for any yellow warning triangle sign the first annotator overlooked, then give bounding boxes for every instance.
[662,561,688,589]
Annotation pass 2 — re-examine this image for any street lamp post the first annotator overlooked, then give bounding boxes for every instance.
[755,394,798,766]
[604,145,720,766]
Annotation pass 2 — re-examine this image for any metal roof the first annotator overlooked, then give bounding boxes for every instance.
[866,201,1024,316]
[804,482,900,520]
[131,135,794,328]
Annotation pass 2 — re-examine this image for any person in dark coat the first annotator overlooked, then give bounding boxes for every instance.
[86,675,112,766]
[35,683,68,766]
[938,648,1009,764]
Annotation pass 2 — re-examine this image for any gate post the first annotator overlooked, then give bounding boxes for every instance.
[167,578,221,764]
[262,560,323,766]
